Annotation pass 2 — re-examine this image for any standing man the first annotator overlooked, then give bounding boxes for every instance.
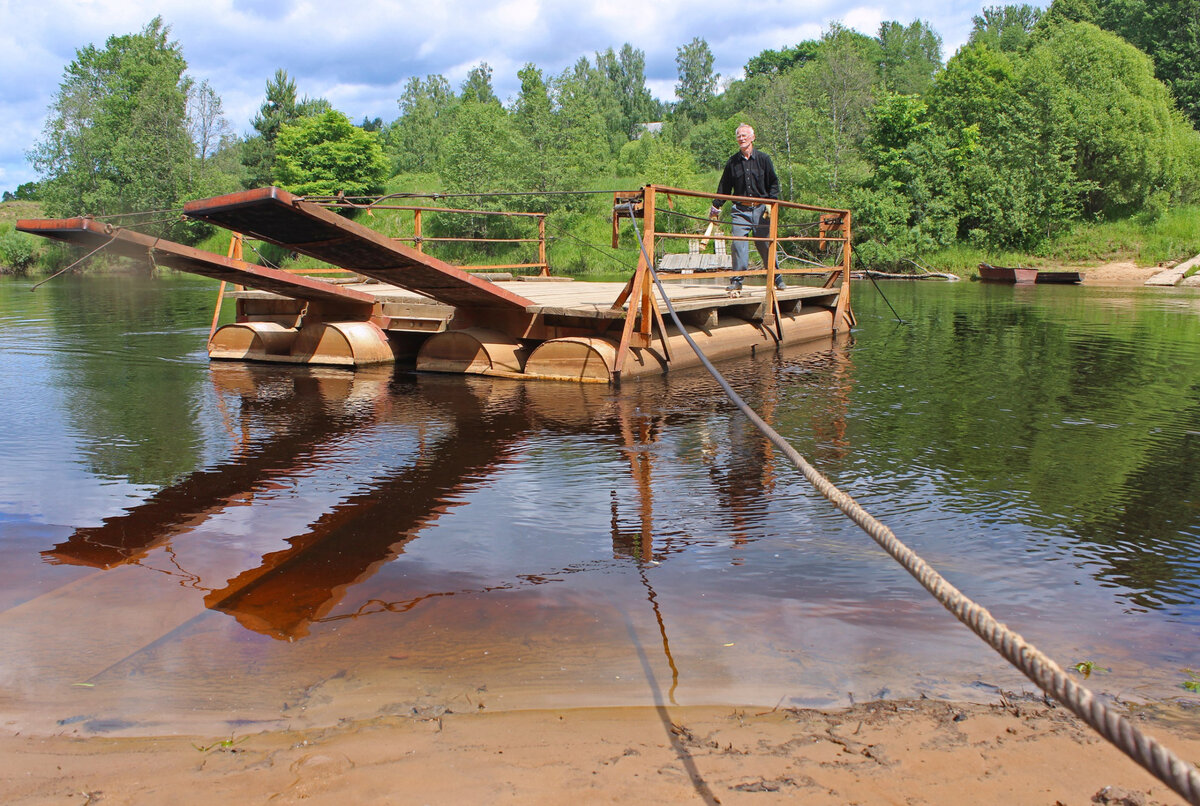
[709,123,784,292]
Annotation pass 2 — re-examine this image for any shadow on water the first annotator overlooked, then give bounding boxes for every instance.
[3,274,1200,736]
[1,335,880,737]
[43,365,392,572]
[43,364,529,638]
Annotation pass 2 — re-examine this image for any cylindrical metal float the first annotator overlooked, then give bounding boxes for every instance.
[208,320,395,366]
[416,328,526,375]
[290,321,396,366]
[209,321,298,360]
[523,307,836,382]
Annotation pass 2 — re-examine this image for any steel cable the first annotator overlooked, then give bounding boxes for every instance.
[622,202,1200,805]
[30,236,114,291]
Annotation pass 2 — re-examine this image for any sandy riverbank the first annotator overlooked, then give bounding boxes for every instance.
[4,696,1198,805]
[1078,261,1165,286]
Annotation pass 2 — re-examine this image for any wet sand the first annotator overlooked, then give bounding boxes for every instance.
[5,696,1198,805]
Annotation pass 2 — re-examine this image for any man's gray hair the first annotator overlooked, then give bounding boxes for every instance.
[736,123,755,135]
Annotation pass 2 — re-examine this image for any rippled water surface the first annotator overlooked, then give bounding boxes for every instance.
[1,273,1198,736]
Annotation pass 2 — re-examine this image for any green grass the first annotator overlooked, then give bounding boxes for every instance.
[383,172,442,196]
[0,199,43,225]
[1044,206,1200,265]
[914,243,1030,275]
[921,205,1200,276]
[0,201,48,276]
[194,229,239,257]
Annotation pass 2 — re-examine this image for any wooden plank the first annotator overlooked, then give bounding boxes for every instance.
[1144,255,1197,287]
[215,275,836,322]
[658,253,731,272]
[378,316,448,333]
[679,309,718,329]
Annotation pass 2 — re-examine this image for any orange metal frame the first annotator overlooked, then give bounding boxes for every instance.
[609,184,854,375]
[313,201,550,277]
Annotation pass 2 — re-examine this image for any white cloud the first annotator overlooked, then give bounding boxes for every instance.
[0,0,1032,193]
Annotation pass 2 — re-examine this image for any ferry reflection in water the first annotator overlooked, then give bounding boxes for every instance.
[6,275,1199,741]
[45,338,852,646]
[45,364,526,640]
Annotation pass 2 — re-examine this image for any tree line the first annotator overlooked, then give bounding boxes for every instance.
[15,1,1200,272]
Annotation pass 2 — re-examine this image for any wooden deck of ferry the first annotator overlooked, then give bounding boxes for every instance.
[18,184,854,383]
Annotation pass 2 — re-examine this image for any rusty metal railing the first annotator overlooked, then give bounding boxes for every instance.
[311,201,549,277]
[608,184,854,376]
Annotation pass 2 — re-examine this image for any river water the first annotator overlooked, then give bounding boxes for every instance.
[0,273,1197,737]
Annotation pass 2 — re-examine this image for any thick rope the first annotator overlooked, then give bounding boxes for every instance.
[623,203,1200,805]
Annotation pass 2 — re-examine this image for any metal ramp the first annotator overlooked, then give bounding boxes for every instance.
[16,217,375,309]
[183,187,535,311]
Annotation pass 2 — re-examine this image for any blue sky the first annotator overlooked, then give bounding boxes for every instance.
[0,0,1017,195]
